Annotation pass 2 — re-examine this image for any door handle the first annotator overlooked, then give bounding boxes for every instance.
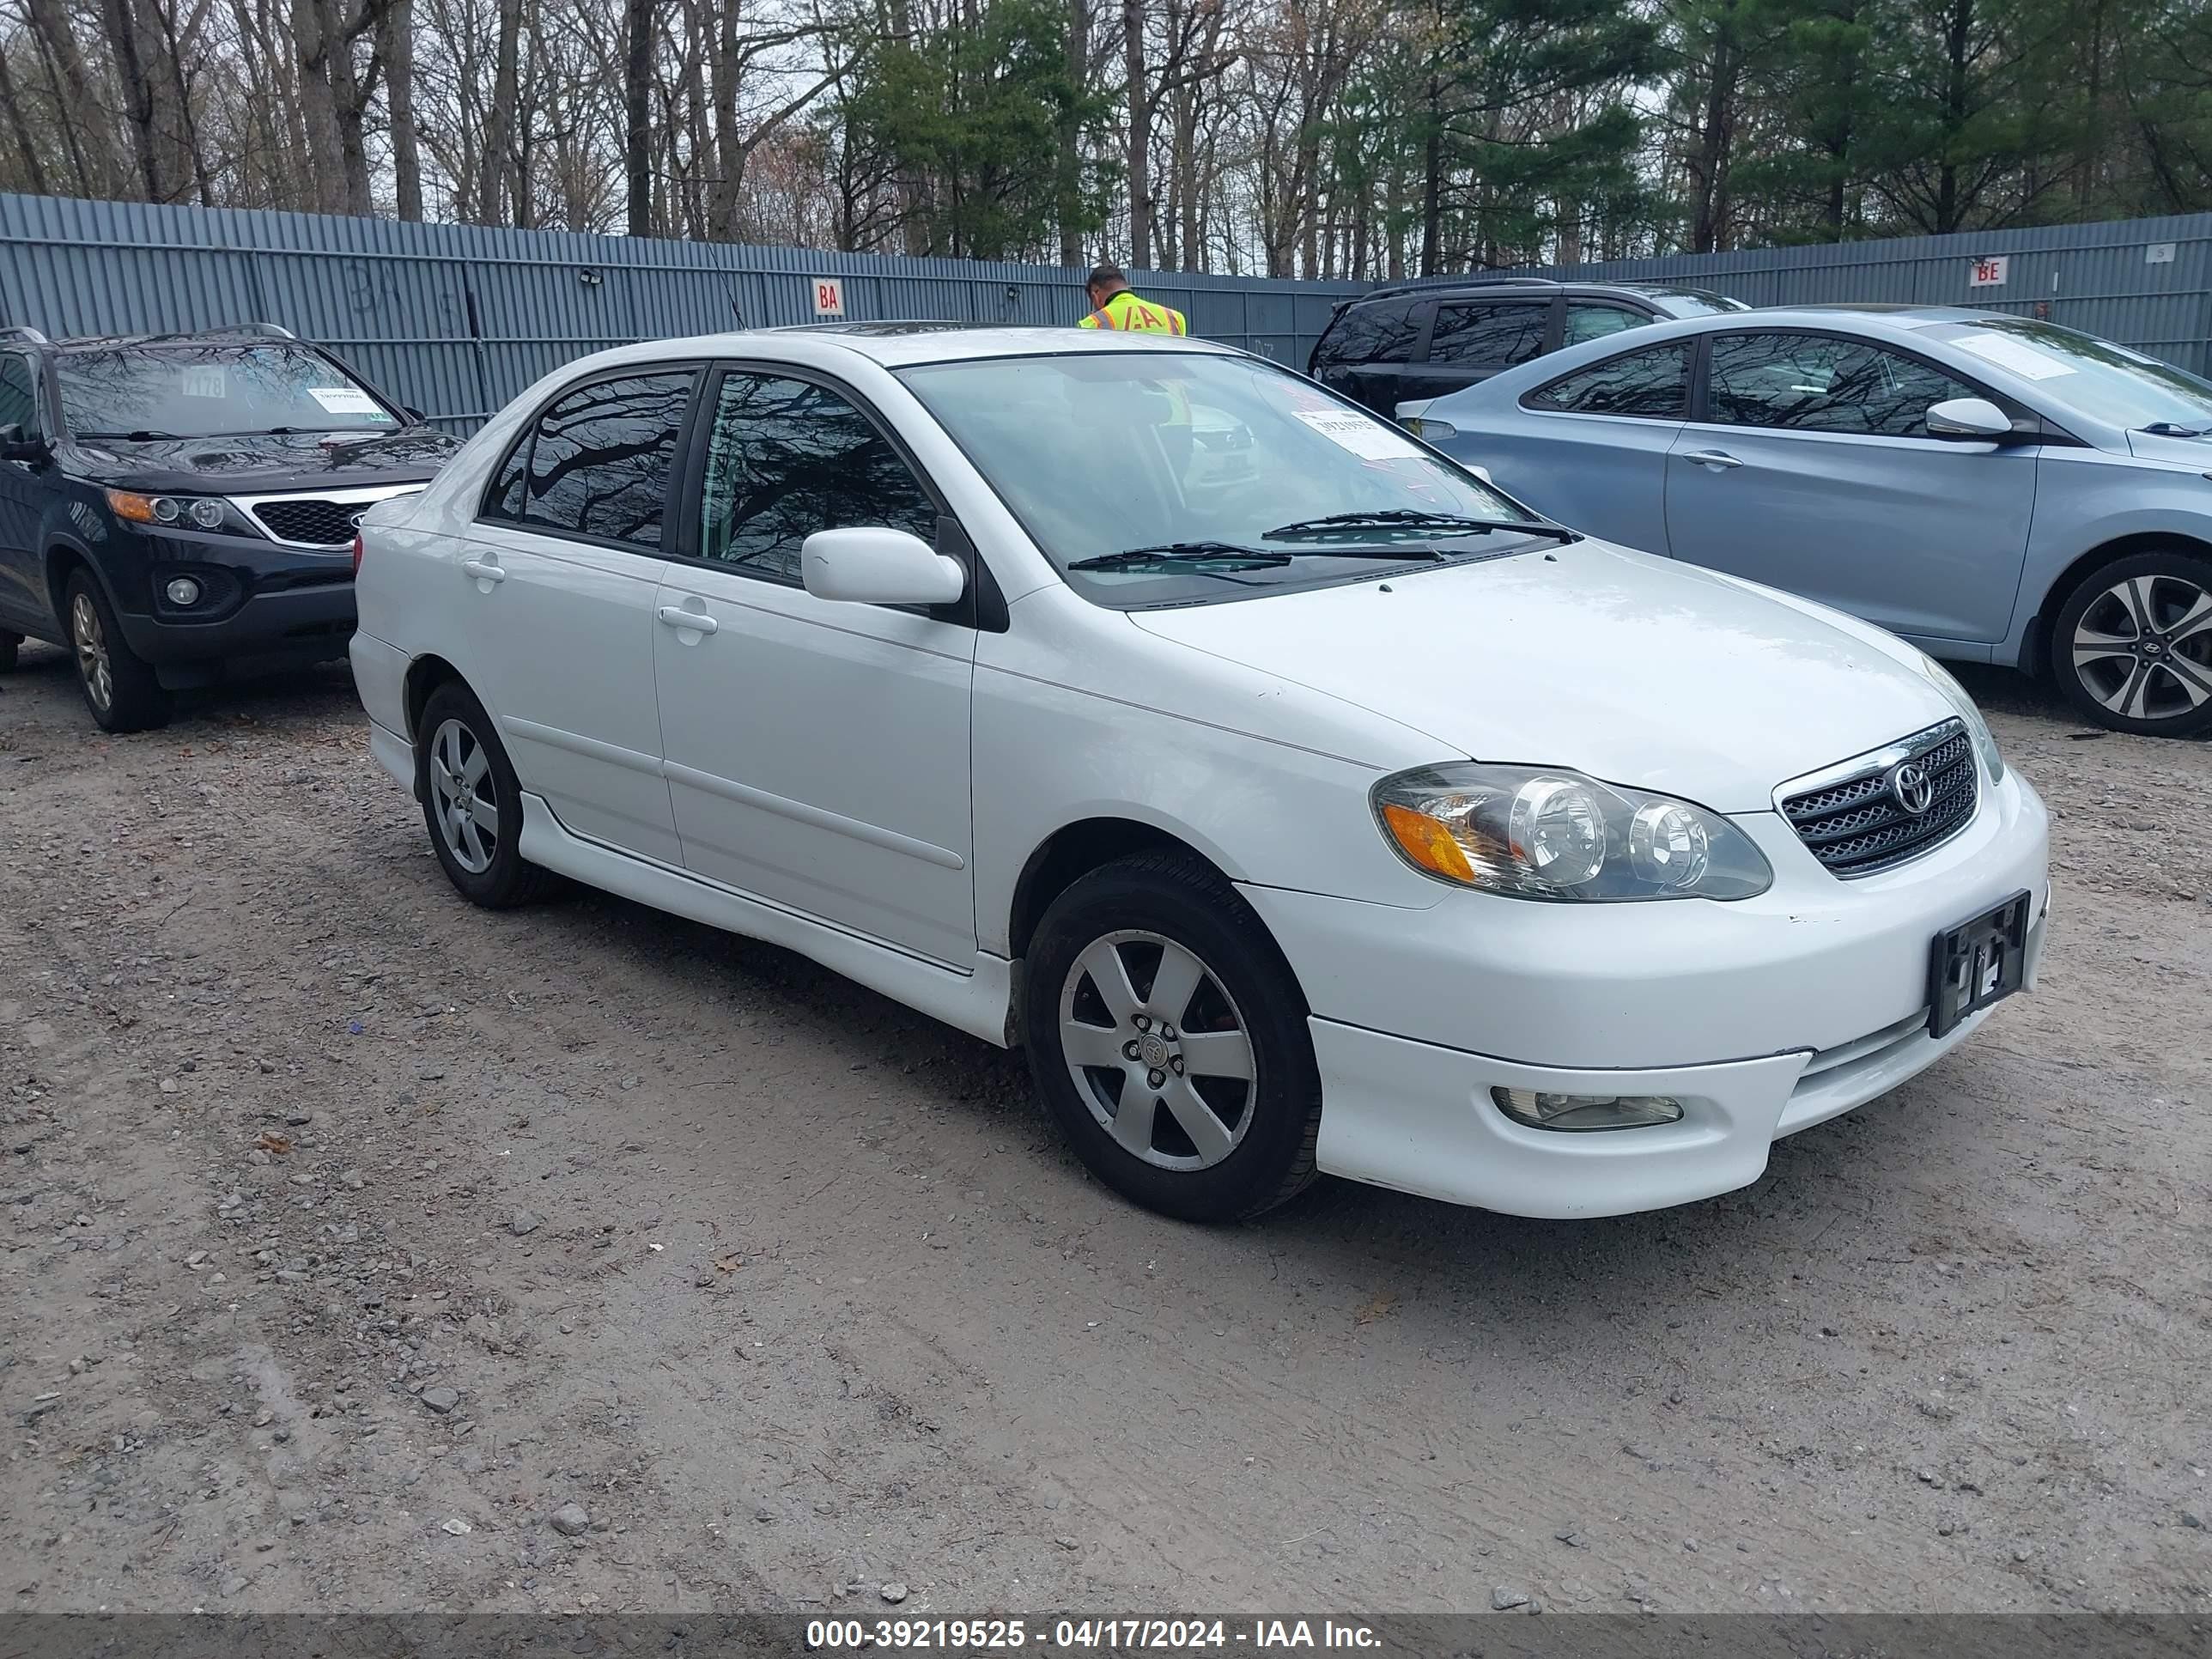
[657,604,718,635]
[1680,449,1744,470]
[460,556,506,584]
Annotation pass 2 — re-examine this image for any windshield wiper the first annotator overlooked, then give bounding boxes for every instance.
[1070,542,1293,570]
[2139,422,2208,438]
[1264,508,1577,542]
[75,428,184,441]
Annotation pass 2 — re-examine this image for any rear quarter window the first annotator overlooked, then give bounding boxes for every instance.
[1525,342,1690,419]
[1313,301,1424,370]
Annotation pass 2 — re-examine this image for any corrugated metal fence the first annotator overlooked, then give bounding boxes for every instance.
[6,192,2212,432]
[1534,212,2212,376]
[0,193,1364,434]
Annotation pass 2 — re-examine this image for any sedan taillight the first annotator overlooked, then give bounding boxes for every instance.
[350,533,364,575]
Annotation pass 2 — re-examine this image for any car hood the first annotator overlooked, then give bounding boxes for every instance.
[67,427,460,493]
[1127,539,1957,813]
[2123,428,2212,468]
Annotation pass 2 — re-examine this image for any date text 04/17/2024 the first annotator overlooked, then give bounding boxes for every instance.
[804,1619,1382,1650]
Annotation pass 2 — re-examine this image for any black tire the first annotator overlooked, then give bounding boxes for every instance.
[0,632,19,672]
[1022,850,1322,1223]
[2048,548,2212,738]
[416,680,556,908]
[64,568,169,732]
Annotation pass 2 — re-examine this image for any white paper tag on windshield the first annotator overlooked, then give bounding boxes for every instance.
[1293,406,1423,461]
[1954,332,2077,381]
[179,366,225,398]
[309,386,385,415]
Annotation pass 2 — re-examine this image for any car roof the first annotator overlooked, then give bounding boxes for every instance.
[580,322,1246,371]
[1346,276,1735,306]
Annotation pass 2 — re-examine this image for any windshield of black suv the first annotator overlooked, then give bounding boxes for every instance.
[1917,317,2212,433]
[896,350,1558,607]
[56,343,401,440]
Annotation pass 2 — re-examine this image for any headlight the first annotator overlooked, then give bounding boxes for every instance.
[1373,763,1772,901]
[105,489,246,535]
[1917,654,2004,783]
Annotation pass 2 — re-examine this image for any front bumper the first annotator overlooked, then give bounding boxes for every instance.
[118,579,356,678]
[1242,769,2051,1218]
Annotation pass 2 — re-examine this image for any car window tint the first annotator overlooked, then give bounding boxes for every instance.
[516,369,695,547]
[1426,302,1548,368]
[1564,303,1645,346]
[1708,333,1982,436]
[0,354,40,439]
[698,372,937,581]
[1528,343,1689,417]
[1315,301,1424,368]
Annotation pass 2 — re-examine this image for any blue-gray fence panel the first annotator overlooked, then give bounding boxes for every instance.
[0,192,1364,432]
[1534,212,2212,374]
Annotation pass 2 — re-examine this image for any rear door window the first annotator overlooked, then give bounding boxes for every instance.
[1425,301,1549,368]
[1313,301,1425,371]
[484,368,697,550]
[1564,302,1648,347]
[1526,342,1690,418]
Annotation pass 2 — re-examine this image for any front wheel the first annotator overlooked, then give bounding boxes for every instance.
[1022,852,1322,1223]
[64,570,169,732]
[2050,550,2212,737]
[416,681,555,908]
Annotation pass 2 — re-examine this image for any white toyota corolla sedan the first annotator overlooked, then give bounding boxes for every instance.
[349,323,2051,1224]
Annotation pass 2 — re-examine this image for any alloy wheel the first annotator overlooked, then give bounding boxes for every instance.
[428,717,500,874]
[2070,574,2212,722]
[70,592,112,713]
[1058,929,1257,1171]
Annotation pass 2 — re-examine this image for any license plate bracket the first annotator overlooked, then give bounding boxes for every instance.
[1927,890,2031,1038]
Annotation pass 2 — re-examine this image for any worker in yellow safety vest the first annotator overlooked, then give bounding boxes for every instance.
[1078,264,1189,337]
[1078,264,1193,475]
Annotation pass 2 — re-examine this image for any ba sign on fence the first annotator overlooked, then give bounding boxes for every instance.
[813,278,847,318]
[1969,256,2008,288]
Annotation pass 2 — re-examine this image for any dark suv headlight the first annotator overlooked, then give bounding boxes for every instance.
[105,489,257,537]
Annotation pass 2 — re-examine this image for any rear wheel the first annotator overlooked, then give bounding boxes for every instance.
[416,681,555,908]
[2050,550,2212,738]
[64,569,169,732]
[1022,851,1322,1223]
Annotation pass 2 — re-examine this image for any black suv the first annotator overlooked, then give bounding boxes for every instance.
[0,323,459,731]
[1308,276,1747,418]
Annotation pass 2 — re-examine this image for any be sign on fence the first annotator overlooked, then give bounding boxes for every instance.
[1969,256,2008,288]
[813,277,847,318]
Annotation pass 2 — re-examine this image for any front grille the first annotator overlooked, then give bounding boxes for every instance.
[1780,722,1978,878]
[250,497,364,547]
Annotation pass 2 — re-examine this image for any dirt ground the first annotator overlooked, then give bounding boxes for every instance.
[0,637,2207,1618]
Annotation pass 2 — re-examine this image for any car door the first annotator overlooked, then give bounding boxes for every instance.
[1400,298,1557,404]
[459,364,696,865]
[1309,297,1427,418]
[651,365,977,967]
[1461,337,1690,553]
[0,350,49,628]
[1662,329,2038,643]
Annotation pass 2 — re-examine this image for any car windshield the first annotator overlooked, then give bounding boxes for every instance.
[896,350,1550,606]
[1639,287,1745,316]
[57,343,399,440]
[1919,318,2212,432]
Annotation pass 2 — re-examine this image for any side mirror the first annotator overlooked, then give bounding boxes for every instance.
[0,422,46,463]
[1926,397,2014,441]
[403,405,427,423]
[802,526,966,606]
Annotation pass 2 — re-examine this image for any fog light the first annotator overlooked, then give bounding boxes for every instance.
[1492,1088,1685,1132]
[165,576,203,607]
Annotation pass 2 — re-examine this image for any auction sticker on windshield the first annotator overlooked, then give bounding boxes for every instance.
[180,366,226,398]
[1293,406,1424,462]
[309,386,390,416]
[1954,332,2078,381]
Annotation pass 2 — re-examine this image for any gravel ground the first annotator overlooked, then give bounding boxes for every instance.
[0,639,2207,1617]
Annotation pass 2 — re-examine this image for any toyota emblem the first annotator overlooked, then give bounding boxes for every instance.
[1890,760,1935,816]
